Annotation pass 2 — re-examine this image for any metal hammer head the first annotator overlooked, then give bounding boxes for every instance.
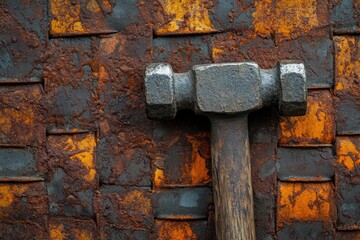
[144,61,307,119]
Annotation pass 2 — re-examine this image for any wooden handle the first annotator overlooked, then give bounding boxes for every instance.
[210,114,255,240]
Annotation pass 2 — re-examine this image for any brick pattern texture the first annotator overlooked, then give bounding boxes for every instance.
[1,0,360,239]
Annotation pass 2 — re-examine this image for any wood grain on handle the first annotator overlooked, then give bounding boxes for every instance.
[210,114,255,240]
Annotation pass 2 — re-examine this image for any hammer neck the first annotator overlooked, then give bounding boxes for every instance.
[174,71,195,110]
[260,68,280,107]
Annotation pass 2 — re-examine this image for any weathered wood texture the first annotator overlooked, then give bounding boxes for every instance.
[211,114,255,240]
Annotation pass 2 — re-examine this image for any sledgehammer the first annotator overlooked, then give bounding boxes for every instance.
[144,61,307,240]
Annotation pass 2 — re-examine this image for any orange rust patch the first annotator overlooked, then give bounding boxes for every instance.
[253,0,322,40]
[50,223,66,240]
[334,36,360,94]
[64,134,97,182]
[49,134,97,183]
[73,228,92,240]
[50,0,85,35]
[156,220,197,240]
[86,0,101,13]
[0,185,28,208]
[155,0,217,35]
[278,182,334,227]
[100,35,122,55]
[212,47,224,62]
[186,133,210,185]
[99,32,143,61]
[0,108,35,145]
[336,137,360,171]
[153,132,210,187]
[121,189,151,216]
[154,168,165,188]
[49,219,97,240]
[210,32,249,63]
[93,66,109,85]
[50,220,97,240]
[50,0,112,36]
[279,90,335,146]
[0,85,42,146]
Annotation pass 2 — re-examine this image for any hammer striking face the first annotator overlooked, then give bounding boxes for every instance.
[144,61,307,240]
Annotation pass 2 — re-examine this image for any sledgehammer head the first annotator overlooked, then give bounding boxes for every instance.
[144,61,307,119]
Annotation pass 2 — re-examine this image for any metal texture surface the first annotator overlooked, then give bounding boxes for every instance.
[97,185,153,231]
[277,147,335,182]
[279,90,336,147]
[335,136,360,230]
[47,133,97,217]
[277,182,335,229]
[154,219,213,240]
[153,187,212,220]
[334,36,360,135]
[194,63,262,113]
[249,109,278,239]
[49,217,98,240]
[0,148,38,179]
[1,0,360,239]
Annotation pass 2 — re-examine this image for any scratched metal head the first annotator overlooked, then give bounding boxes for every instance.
[193,63,262,114]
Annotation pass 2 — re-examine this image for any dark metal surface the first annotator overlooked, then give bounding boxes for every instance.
[0,148,38,178]
[335,136,360,230]
[153,187,212,220]
[277,147,335,182]
[1,0,359,238]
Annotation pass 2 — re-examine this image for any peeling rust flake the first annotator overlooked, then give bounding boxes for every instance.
[153,129,211,188]
[336,137,360,171]
[98,186,153,231]
[277,182,335,228]
[48,133,97,184]
[279,90,335,146]
[154,0,217,36]
[154,220,211,240]
[0,85,44,147]
[49,0,114,36]
[334,36,360,134]
[253,0,328,41]
[49,217,98,240]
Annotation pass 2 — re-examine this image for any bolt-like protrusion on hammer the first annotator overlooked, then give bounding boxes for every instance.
[278,60,307,116]
[144,63,176,119]
[144,61,307,119]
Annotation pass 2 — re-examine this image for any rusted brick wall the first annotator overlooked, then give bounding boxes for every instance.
[0,0,359,239]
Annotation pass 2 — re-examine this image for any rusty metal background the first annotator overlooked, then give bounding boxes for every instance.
[1,0,360,239]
